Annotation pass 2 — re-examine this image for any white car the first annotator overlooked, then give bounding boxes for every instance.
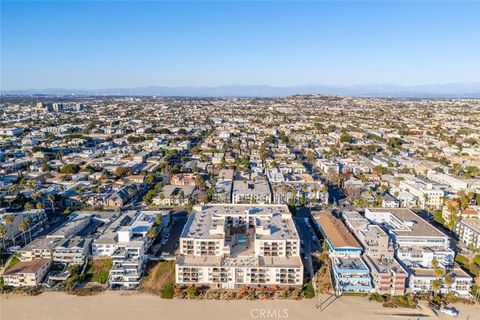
[8,246,21,253]
[440,307,458,317]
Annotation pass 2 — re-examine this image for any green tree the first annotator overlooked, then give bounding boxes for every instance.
[444,275,454,294]
[146,175,155,184]
[115,167,133,177]
[147,227,156,239]
[60,164,81,174]
[48,194,56,213]
[340,132,354,143]
[431,279,441,296]
[19,221,28,246]
[24,216,32,243]
[0,224,7,263]
[24,202,32,211]
[4,214,15,247]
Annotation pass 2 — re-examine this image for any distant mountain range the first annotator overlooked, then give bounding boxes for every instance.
[3,82,480,98]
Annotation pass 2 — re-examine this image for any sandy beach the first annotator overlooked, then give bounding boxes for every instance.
[1,292,479,320]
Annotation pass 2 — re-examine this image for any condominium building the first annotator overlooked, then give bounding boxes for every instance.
[108,228,145,289]
[343,211,394,260]
[365,208,454,268]
[91,210,169,289]
[267,168,328,206]
[454,218,480,249]
[364,256,407,296]
[409,267,472,298]
[313,212,372,293]
[3,259,51,287]
[399,177,444,209]
[176,204,303,289]
[343,211,407,295]
[232,179,272,204]
[52,237,91,265]
[19,236,64,261]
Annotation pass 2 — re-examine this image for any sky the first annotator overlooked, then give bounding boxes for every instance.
[1,1,479,90]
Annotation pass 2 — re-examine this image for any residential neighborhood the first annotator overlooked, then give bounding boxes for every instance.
[0,94,479,316]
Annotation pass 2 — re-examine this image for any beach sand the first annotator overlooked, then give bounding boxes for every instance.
[1,292,479,320]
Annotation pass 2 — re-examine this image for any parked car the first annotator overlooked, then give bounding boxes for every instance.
[440,307,458,317]
[7,246,21,253]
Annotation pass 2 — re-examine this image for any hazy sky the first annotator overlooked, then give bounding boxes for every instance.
[1,1,479,90]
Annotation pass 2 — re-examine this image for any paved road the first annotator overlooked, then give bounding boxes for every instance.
[153,211,188,256]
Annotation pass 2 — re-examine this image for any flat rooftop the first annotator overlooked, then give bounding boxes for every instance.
[181,204,299,241]
[314,212,361,249]
[459,218,480,233]
[333,257,369,271]
[364,256,407,275]
[410,266,471,279]
[367,208,446,238]
[177,254,302,269]
[232,178,271,195]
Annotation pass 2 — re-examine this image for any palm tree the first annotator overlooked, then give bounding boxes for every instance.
[19,221,28,246]
[4,214,16,247]
[24,216,32,243]
[155,214,162,226]
[48,194,55,214]
[0,224,7,260]
[475,276,480,301]
[432,279,441,297]
[147,227,156,240]
[444,274,454,294]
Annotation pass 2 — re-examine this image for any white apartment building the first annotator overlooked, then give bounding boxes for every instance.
[399,177,444,209]
[365,208,454,268]
[52,237,91,265]
[409,267,472,298]
[176,204,303,289]
[426,170,468,192]
[232,179,272,204]
[454,218,480,249]
[108,228,145,289]
[343,211,407,295]
[91,210,169,289]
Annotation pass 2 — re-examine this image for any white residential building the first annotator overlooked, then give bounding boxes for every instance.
[454,218,480,249]
[365,208,454,268]
[232,179,272,204]
[409,267,472,298]
[399,177,444,209]
[176,204,303,288]
[426,170,468,192]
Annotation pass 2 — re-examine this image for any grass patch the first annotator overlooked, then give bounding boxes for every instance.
[161,282,175,299]
[85,258,112,284]
[5,254,21,270]
[141,261,175,297]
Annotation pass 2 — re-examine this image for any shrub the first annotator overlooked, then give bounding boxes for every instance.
[302,281,315,299]
[186,285,200,299]
[473,255,480,267]
[161,282,175,299]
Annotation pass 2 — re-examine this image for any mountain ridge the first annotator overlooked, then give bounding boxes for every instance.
[2,82,480,98]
